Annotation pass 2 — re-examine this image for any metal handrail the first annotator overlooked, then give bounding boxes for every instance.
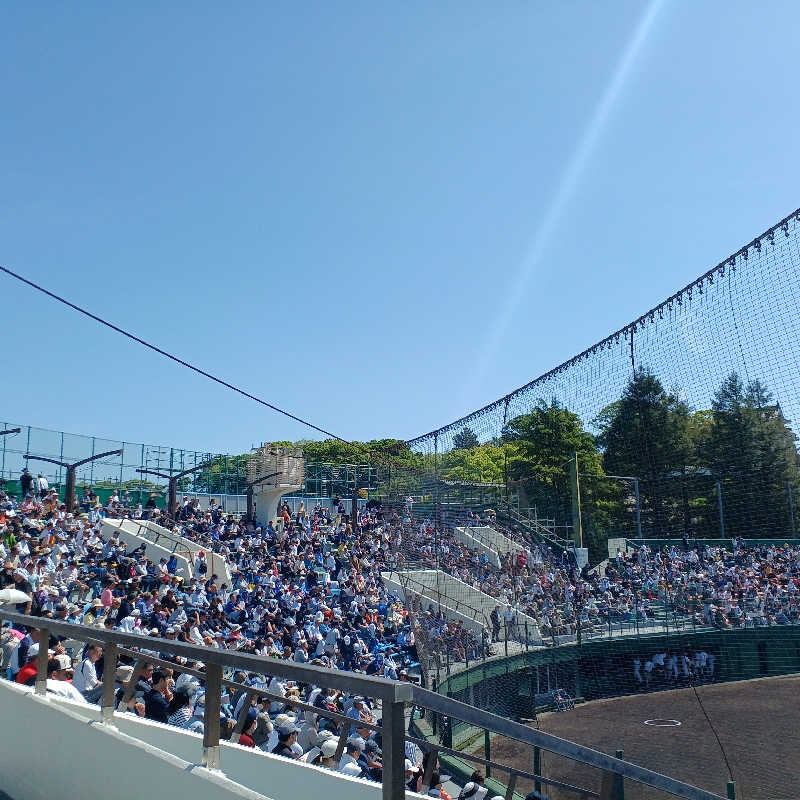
[404,734,599,799]
[0,610,410,800]
[0,611,727,800]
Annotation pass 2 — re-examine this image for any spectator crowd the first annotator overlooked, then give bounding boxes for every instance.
[1,470,799,792]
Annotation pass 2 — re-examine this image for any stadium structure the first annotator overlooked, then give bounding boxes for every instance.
[2,207,800,800]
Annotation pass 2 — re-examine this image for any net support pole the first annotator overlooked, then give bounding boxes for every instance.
[716,481,725,539]
[570,453,583,548]
[533,746,541,793]
[727,781,736,800]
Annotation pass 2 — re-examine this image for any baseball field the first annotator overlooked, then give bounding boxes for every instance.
[470,674,799,800]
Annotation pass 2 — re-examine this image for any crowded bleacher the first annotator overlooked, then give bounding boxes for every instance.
[1,473,799,793]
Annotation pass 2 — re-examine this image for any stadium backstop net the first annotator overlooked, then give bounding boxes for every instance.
[389,206,800,800]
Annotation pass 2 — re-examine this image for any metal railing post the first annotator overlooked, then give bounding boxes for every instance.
[504,773,518,800]
[202,663,223,771]
[382,696,406,800]
[35,626,50,696]
[232,688,257,743]
[101,642,119,724]
[614,749,625,800]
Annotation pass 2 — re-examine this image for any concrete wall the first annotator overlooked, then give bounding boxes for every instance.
[452,527,503,568]
[101,518,194,581]
[459,526,525,557]
[0,680,428,800]
[381,572,489,639]
[137,519,232,586]
[0,680,269,800]
[253,485,303,527]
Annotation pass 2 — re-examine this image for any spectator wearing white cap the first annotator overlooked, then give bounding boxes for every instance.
[319,737,339,768]
[46,655,85,702]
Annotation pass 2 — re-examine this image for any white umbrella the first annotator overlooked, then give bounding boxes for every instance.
[0,588,32,605]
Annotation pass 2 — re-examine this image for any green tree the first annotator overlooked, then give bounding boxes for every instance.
[503,399,618,561]
[442,443,505,483]
[452,427,480,450]
[597,370,694,538]
[699,373,800,537]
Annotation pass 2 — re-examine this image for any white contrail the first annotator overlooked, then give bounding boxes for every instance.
[461,0,665,414]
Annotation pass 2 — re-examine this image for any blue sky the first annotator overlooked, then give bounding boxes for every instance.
[2,1,799,454]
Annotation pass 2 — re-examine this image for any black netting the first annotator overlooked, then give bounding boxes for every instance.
[396,207,800,800]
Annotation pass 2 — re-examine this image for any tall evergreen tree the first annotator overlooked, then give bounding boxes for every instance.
[700,373,800,537]
[597,370,693,537]
[452,427,480,450]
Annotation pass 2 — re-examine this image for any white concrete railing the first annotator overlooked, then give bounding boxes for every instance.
[101,518,194,581]
[381,571,489,640]
[102,517,232,586]
[382,569,541,644]
[138,519,232,586]
[452,526,533,569]
[0,680,269,800]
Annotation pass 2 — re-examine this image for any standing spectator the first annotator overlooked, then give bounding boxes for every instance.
[20,468,34,498]
[490,606,502,643]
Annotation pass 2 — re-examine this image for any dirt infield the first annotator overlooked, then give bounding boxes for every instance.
[470,675,800,800]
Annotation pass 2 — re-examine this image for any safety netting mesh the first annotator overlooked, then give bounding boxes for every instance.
[394,207,800,800]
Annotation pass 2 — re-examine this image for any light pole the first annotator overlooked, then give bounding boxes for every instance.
[25,449,123,513]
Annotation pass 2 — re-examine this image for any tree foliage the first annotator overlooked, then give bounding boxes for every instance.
[452,427,480,450]
[597,370,694,537]
[442,443,505,484]
[501,400,618,561]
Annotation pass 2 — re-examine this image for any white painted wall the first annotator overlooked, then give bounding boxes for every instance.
[0,680,429,800]
[0,680,270,800]
[383,570,541,643]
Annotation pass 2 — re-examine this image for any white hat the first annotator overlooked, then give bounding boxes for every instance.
[321,739,338,758]
[53,653,72,671]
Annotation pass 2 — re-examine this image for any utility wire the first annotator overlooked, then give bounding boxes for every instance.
[0,265,348,443]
